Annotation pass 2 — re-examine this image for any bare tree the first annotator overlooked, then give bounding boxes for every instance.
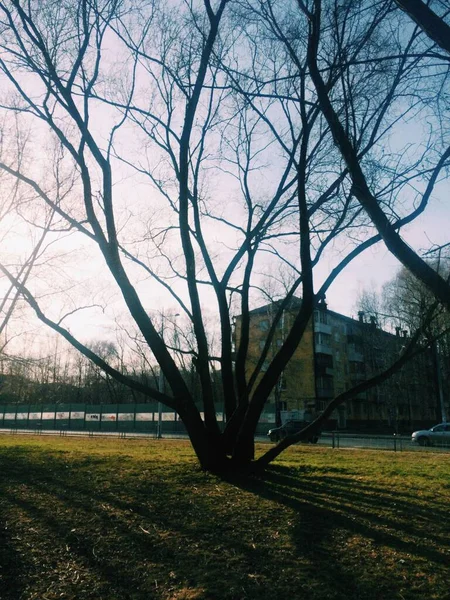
[376,261,450,423]
[0,0,448,471]
[394,0,450,55]
[0,116,56,364]
[302,0,450,311]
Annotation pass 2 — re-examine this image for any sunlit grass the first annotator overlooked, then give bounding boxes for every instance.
[0,435,449,600]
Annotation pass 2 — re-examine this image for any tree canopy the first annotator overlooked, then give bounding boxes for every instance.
[0,0,449,471]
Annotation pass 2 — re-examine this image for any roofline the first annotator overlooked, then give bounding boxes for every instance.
[247,297,303,316]
[243,299,400,338]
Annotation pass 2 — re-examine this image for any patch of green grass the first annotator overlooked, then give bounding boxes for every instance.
[0,435,449,600]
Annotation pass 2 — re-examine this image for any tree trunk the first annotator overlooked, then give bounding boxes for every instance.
[177,403,230,472]
[395,0,450,55]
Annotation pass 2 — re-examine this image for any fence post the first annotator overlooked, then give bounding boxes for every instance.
[393,433,397,452]
[332,431,335,449]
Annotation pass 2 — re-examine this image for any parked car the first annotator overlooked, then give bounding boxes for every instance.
[268,420,319,443]
[411,423,450,447]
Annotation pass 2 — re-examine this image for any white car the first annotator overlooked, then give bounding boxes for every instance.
[411,423,450,447]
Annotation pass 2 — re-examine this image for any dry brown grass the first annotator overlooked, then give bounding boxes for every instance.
[0,435,449,599]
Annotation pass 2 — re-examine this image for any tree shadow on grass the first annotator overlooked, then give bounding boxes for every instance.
[0,446,449,600]
[1,447,281,599]
[0,518,26,600]
[231,463,450,599]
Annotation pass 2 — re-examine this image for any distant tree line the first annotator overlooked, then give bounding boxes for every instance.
[0,338,222,408]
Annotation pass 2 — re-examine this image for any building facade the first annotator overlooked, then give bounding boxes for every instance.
[236,299,446,432]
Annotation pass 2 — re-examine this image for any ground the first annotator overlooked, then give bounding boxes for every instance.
[0,435,449,600]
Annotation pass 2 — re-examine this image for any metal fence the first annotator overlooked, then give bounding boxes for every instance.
[1,404,449,453]
[1,428,449,453]
[319,431,450,452]
[0,402,276,437]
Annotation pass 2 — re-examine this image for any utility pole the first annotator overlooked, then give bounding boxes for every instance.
[157,315,165,439]
[432,340,447,423]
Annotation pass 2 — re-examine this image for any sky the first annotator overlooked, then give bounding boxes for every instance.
[325,186,450,319]
[0,0,449,356]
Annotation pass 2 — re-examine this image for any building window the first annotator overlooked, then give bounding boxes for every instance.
[316,353,333,368]
[278,376,287,391]
[315,332,331,347]
[349,361,365,374]
[316,375,334,394]
[352,401,361,418]
[317,375,333,387]
[314,311,328,324]
[259,319,270,332]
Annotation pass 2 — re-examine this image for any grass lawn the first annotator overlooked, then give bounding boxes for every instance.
[0,436,449,600]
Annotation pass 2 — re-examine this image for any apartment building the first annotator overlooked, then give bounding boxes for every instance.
[236,298,445,432]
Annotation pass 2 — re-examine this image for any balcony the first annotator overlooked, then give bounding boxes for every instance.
[315,343,333,355]
[317,366,335,377]
[316,350,333,374]
[314,321,332,335]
